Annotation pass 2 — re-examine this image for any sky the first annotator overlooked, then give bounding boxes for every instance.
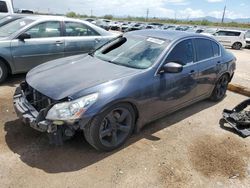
[13,0,250,19]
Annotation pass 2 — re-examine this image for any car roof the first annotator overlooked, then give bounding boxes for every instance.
[18,15,96,25]
[127,29,208,41]
[217,29,244,33]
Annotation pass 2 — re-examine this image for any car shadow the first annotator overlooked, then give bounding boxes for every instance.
[4,99,220,173]
[0,74,26,87]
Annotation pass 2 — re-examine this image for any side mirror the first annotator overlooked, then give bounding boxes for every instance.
[160,62,183,74]
[18,33,31,41]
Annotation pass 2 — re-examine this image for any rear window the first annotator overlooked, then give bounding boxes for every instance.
[195,38,213,61]
[0,1,8,13]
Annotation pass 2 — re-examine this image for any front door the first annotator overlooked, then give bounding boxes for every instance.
[11,21,65,72]
[143,39,198,119]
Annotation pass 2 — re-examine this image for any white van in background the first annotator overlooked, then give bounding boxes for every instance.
[213,29,246,50]
[245,30,250,48]
[0,0,14,18]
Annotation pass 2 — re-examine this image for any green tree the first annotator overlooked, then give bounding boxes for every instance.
[66,11,77,18]
[103,14,113,20]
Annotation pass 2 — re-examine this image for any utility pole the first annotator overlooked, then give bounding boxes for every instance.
[221,0,227,23]
[91,9,93,17]
[146,8,149,22]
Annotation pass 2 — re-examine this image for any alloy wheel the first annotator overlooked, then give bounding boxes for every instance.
[99,107,132,148]
[215,75,229,99]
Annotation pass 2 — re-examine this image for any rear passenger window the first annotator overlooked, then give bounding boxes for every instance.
[216,30,241,36]
[212,41,220,57]
[64,22,99,36]
[0,1,8,13]
[166,39,194,65]
[195,38,213,61]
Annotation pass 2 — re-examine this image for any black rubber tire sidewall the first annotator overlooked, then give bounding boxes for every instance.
[210,74,229,102]
[84,103,135,151]
[232,42,242,50]
[0,61,8,83]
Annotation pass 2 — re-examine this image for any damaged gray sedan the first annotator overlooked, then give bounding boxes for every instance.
[14,30,236,151]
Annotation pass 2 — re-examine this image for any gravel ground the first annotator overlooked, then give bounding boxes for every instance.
[0,75,250,188]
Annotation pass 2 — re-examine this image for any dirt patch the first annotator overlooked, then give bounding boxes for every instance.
[189,135,250,179]
[158,162,190,188]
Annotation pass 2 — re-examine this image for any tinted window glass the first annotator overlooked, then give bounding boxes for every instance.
[216,30,241,36]
[212,41,220,57]
[216,31,227,36]
[195,38,213,61]
[65,22,99,36]
[166,39,194,65]
[26,21,61,38]
[0,1,8,13]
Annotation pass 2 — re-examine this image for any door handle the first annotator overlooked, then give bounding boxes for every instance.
[55,41,63,45]
[95,38,101,43]
[189,70,195,75]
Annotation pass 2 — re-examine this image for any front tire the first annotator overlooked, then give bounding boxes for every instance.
[210,74,229,101]
[84,103,135,151]
[0,61,8,83]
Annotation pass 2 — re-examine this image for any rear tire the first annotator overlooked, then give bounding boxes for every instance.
[210,74,229,102]
[232,42,242,50]
[84,103,135,151]
[0,61,8,83]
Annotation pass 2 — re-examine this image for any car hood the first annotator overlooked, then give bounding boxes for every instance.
[26,54,140,100]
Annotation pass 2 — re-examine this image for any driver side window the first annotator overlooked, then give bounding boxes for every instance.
[26,21,61,38]
[166,39,194,65]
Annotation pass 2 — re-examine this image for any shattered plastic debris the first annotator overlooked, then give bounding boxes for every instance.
[221,99,250,137]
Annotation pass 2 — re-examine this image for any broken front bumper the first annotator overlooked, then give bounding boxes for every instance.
[13,86,54,133]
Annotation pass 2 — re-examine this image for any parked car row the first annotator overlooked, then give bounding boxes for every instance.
[86,18,249,51]
[0,14,116,82]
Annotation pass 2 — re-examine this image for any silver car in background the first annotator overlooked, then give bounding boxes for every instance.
[0,15,116,82]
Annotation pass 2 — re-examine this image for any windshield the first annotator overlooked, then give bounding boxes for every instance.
[94,35,169,69]
[0,18,34,37]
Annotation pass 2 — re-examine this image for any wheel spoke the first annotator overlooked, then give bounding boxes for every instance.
[117,123,130,132]
[107,113,116,124]
[100,128,112,138]
[111,131,118,145]
[118,110,129,122]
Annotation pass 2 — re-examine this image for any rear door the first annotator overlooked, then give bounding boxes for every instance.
[194,38,221,97]
[63,21,103,57]
[11,21,65,72]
